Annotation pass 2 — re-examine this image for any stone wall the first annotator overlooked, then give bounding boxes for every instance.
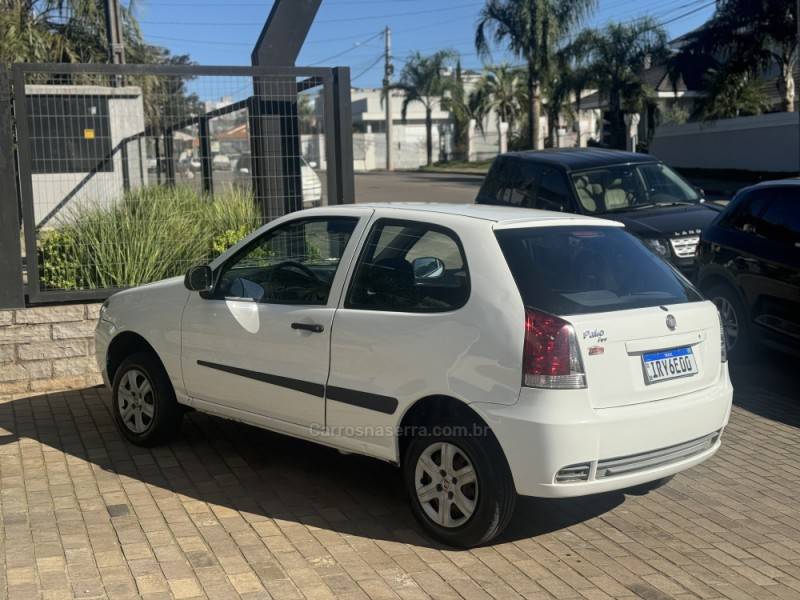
[0,303,103,400]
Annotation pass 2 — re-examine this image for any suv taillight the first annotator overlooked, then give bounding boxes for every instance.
[523,308,587,389]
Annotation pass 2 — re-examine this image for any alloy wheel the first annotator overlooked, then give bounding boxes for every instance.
[713,295,739,352]
[414,441,478,528]
[117,368,155,434]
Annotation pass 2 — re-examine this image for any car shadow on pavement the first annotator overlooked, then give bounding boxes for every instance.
[0,386,624,550]
[729,348,799,427]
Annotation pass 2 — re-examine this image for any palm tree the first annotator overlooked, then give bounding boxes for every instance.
[474,63,526,151]
[674,0,797,112]
[552,43,596,147]
[440,60,483,160]
[693,66,771,120]
[475,0,596,151]
[1,0,145,65]
[392,50,457,166]
[567,18,669,149]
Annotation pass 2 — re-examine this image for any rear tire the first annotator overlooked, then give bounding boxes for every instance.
[705,283,752,361]
[112,352,182,446]
[403,422,516,548]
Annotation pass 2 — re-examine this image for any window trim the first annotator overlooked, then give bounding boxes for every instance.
[207,215,359,305]
[343,217,471,313]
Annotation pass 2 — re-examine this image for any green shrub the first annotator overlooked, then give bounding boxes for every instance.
[39,185,260,290]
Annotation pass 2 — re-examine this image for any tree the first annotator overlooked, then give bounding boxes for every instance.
[475,0,596,150]
[567,18,669,149]
[675,0,797,112]
[474,63,526,150]
[440,61,484,160]
[0,1,201,131]
[1,0,142,66]
[693,66,771,120]
[392,50,457,166]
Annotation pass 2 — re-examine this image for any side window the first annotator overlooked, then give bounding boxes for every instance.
[534,169,573,212]
[477,160,535,207]
[214,217,358,304]
[346,220,470,312]
[758,191,800,247]
[727,190,772,235]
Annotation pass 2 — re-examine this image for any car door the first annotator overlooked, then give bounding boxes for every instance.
[326,216,480,459]
[180,209,371,427]
[721,187,800,343]
[739,188,800,343]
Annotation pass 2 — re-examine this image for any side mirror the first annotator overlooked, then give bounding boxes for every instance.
[696,187,705,200]
[413,256,445,280]
[184,265,213,292]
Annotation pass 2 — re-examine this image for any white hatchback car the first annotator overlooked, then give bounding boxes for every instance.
[95,204,732,547]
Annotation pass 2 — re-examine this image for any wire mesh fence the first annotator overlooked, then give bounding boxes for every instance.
[6,64,351,304]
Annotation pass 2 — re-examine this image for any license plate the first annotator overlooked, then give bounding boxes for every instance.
[642,347,698,384]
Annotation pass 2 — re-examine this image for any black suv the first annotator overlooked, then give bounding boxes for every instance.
[475,149,722,275]
[697,179,799,359]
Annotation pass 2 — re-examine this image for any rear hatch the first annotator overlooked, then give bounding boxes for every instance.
[495,223,723,408]
[567,302,721,408]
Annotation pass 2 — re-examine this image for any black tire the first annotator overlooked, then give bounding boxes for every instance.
[705,282,752,361]
[403,423,516,548]
[112,352,182,446]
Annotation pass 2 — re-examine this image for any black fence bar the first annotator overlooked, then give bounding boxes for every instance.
[11,65,41,301]
[198,116,213,194]
[120,143,131,192]
[12,63,333,78]
[163,133,175,186]
[332,67,354,205]
[0,67,25,309]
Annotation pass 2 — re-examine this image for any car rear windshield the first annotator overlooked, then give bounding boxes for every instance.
[495,226,702,315]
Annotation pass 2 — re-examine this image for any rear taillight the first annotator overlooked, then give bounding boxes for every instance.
[523,308,586,389]
[717,310,727,362]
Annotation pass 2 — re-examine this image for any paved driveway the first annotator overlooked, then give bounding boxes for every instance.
[0,349,798,600]
[355,172,482,205]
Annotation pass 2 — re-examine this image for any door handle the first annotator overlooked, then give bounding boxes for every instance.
[291,322,324,333]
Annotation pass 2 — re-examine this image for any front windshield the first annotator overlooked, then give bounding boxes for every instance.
[571,163,700,214]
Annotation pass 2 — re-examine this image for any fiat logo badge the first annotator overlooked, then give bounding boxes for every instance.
[666,314,677,330]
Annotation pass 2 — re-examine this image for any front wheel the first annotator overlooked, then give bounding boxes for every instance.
[112,352,182,446]
[403,427,516,548]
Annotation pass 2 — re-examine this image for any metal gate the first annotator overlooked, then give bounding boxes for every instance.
[0,62,354,307]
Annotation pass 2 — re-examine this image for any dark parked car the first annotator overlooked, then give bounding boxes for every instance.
[475,149,723,275]
[697,179,800,359]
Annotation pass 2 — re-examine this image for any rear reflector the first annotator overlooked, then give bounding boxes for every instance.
[523,308,586,389]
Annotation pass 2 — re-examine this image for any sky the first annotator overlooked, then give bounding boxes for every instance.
[133,0,717,90]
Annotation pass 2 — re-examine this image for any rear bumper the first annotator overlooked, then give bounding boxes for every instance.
[471,366,732,498]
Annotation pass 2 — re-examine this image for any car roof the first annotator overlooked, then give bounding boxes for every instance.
[351,202,624,228]
[495,148,658,171]
[747,177,800,190]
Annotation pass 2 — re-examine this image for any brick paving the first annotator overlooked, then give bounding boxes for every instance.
[0,352,798,600]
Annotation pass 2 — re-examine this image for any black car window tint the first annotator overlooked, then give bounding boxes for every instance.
[758,190,800,247]
[479,159,536,207]
[536,169,572,212]
[215,217,358,304]
[346,220,470,312]
[729,189,772,234]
